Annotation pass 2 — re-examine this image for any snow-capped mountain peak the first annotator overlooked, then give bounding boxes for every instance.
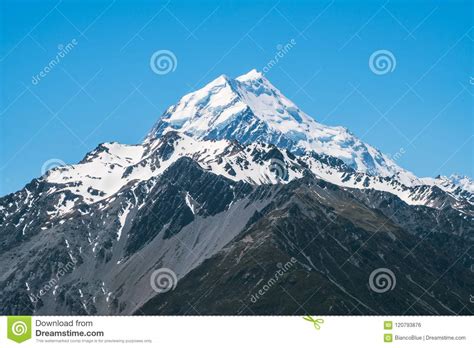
[146,69,418,184]
[421,174,474,202]
[445,174,474,192]
[235,68,263,81]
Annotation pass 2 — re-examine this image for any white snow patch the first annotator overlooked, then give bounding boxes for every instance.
[185,192,196,214]
[117,204,132,241]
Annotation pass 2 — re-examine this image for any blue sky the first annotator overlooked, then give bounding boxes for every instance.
[1,0,473,195]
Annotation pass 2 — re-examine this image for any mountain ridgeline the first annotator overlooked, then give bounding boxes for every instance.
[0,70,472,315]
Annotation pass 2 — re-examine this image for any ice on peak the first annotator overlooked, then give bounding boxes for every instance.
[206,73,232,87]
[192,69,269,103]
[443,174,474,193]
[236,69,264,82]
[147,70,419,181]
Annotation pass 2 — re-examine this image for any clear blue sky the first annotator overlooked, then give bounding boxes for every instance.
[1,0,473,195]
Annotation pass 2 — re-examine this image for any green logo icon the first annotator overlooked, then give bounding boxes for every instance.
[7,316,32,343]
[303,315,324,330]
[384,321,393,330]
[384,333,393,343]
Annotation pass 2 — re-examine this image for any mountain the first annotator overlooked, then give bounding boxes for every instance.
[0,70,472,316]
[146,69,419,184]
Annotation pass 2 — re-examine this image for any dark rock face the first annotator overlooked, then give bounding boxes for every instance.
[126,157,252,254]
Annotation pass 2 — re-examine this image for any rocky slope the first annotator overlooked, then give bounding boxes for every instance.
[140,176,473,315]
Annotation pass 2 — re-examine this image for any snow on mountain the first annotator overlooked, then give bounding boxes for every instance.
[44,142,150,204]
[437,175,474,194]
[23,69,470,215]
[38,131,472,214]
[146,69,419,185]
[421,174,474,204]
[42,134,288,205]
